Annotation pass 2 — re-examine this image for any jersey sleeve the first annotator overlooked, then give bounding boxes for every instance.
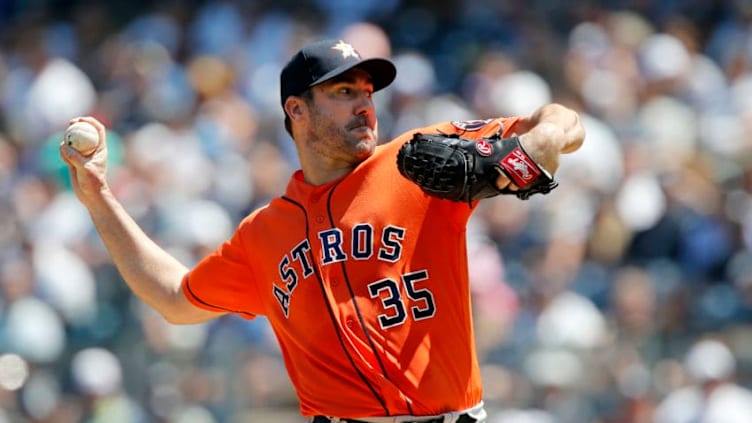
[417,117,523,140]
[182,220,263,320]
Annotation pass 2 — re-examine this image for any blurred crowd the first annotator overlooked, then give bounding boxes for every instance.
[3,0,752,422]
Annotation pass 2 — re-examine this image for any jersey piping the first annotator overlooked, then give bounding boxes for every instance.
[281,193,390,415]
[326,180,414,415]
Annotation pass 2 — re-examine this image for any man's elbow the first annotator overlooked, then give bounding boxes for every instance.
[161,310,194,325]
[163,308,223,325]
[562,110,586,154]
[564,126,585,153]
[157,296,223,325]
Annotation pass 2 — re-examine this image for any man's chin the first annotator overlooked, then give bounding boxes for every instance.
[351,135,377,159]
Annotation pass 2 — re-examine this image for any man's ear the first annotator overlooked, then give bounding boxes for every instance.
[284,97,306,122]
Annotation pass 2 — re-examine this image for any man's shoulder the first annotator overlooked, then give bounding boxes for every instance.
[381,118,513,145]
[237,197,294,227]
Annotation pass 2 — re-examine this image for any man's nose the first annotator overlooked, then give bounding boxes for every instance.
[354,93,374,115]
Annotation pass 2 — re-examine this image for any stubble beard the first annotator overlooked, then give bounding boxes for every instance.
[309,113,377,162]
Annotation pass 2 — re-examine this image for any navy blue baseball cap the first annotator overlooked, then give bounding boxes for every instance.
[280,39,397,108]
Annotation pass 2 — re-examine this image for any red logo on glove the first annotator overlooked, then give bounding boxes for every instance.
[476,140,493,156]
[499,147,542,188]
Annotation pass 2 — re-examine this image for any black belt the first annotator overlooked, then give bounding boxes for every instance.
[312,414,477,423]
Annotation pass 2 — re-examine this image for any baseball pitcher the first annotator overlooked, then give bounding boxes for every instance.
[61,39,584,423]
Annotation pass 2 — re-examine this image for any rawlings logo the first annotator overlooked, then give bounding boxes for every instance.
[509,151,533,180]
[500,148,541,186]
[475,140,493,156]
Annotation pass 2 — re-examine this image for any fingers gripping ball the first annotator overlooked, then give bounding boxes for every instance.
[65,122,100,156]
[396,132,559,203]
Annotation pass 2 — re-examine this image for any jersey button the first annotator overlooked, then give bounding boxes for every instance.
[315,215,325,224]
[346,317,355,328]
[331,278,339,286]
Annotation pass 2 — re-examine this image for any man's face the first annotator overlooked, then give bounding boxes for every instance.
[304,68,379,164]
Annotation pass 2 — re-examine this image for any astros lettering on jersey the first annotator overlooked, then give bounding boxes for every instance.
[183,117,521,417]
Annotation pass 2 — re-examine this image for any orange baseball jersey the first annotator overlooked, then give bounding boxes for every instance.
[183,116,522,417]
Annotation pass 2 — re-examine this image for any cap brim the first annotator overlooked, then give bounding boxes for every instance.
[310,58,396,93]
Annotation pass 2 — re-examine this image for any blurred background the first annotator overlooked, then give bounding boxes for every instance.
[2,0,752,422]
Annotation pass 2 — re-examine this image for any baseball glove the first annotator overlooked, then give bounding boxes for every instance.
[396,132,558,203]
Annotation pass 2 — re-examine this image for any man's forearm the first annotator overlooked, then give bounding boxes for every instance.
[85,190,212,324]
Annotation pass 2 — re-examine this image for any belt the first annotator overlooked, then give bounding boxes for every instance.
[312,414,477,423]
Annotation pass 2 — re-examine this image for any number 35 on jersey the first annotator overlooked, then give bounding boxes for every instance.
[272,223,437,328]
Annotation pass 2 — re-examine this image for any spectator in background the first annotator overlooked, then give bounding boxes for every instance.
[654,338,752,423]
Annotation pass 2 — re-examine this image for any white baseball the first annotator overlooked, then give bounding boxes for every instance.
[65,121,100,156]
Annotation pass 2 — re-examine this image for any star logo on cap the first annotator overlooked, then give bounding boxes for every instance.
[332,40,360,59]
